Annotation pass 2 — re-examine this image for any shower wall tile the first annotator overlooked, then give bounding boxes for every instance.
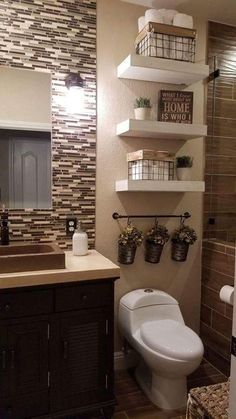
[0,0,96,248]
[207,116,236,138]
[206,136,236,156]
[207,98,236,119]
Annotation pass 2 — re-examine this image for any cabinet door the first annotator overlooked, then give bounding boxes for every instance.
[1,319,49,419]
[0,327,9,397]
[50,309,112,411]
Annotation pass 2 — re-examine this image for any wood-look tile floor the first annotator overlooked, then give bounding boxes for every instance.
[113,359,228,419]
[74,359,227,419]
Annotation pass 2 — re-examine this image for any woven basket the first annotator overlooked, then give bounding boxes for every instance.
[145,241,163,263]
[118,244,136,265]
[171,241,189,262]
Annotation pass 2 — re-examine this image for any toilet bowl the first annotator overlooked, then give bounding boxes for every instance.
[118,288,204,410]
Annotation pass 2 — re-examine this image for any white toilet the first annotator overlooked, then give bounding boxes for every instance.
[118,288,204,410]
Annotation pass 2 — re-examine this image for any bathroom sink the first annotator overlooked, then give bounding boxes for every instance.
[0,242,65,273]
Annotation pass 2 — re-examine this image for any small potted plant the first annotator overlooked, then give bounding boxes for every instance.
[118,224,143,264]
[176,155,193,181]
[134,97,151,120]
[171,224,197,262]
[145,224,169,263]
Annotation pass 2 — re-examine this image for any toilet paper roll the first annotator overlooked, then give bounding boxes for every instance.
[138,16,145,32]
[163,9,178,25]
[145,9,164,25]
[220,285,234,306]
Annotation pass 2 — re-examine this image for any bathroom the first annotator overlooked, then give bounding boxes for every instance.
[0,0,235,418]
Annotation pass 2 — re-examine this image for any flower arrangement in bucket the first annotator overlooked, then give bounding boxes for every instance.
[176,155,193,181]
[145,222,169,263]
[171,221,197,262]
[134,97,151,120]
[118,221,143,264]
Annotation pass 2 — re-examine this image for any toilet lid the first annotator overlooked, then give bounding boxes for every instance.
[140,319,203,361]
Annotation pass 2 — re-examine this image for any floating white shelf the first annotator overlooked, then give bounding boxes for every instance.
[115,180,205,192]
[121,0,185,7]
[117,55,209,85]
[116,119,207,140]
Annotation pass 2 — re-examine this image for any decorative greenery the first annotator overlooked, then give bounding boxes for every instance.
[176,155,193,168]
[118,225,143,248]
[171,225,197,245]
[146,225,169,246]
[134,97,151,109]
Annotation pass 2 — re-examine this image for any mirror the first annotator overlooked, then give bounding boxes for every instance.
[0,66,52,209]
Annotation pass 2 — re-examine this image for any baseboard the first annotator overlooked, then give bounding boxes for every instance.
[114,349,139,370]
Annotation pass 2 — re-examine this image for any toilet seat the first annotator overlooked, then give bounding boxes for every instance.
[140,319,203,361]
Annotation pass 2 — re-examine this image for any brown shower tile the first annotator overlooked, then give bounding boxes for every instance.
[202,249,235,277]
[202,266,234,292]
[201,304,212,326]
[202,240,226,253]
[208,78,233,100]
[211,176,236,194]
[201,285,226,314]
[210,194,236,213]
[212,311,232,339]
[226,304,233,320]
[207,116,236,138]
[205,156,213,173]
[205,175,212,193]
[200,323,231,360]
[204,344,231,377]
[207,97,236,119]
[211,156,236,175]
[206,136,236,157]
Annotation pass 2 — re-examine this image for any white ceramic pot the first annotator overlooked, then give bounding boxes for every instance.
[134,107,151,120]
[176,167,191,181]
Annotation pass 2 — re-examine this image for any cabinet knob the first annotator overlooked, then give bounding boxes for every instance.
[81,294,87,301]
[4,303,10,312]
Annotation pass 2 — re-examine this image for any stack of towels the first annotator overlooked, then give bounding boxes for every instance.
[138,9,194,61]
[138,9,193,32]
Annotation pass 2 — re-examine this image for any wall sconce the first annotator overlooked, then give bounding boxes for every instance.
[65,72,84,114]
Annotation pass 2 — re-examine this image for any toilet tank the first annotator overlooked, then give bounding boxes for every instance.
[118,288,184,340]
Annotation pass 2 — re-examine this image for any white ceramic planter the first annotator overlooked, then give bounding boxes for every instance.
[134,107,151,120]
[176,167,192,181]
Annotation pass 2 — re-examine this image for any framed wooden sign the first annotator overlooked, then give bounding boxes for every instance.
[158,90,193,124]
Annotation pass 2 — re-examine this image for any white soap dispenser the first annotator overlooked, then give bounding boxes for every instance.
[72,220,88,256]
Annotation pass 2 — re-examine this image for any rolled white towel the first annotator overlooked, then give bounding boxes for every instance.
[163,9,178,25]
[173,13,193,29]
[138,16,145,32]
[145,9,164,25]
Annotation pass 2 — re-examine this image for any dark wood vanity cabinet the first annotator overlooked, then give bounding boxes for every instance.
[0,279,116,419]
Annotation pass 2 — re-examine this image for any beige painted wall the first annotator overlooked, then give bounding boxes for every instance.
[96,0,207,350]
[0,67,51,124]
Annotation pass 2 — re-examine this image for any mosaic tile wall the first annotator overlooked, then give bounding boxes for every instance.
[0,0,96,248]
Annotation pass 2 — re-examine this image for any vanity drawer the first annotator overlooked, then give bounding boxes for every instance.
[55,281,112,312]
[0,289,53,319]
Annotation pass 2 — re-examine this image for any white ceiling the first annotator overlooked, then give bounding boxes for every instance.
[121,0,236,26]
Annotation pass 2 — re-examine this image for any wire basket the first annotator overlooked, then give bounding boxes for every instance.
[135,22,196,63]
[128,159,174,181]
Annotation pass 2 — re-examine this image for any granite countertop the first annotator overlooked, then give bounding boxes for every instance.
[0,250,120,289]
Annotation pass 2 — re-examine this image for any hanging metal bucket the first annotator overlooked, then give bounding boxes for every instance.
[145,241,163,263]
[171,241,189,262]
[118,244,136,265]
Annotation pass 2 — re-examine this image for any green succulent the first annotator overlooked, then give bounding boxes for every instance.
[176,155,193,168]
[134,97,151,109]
